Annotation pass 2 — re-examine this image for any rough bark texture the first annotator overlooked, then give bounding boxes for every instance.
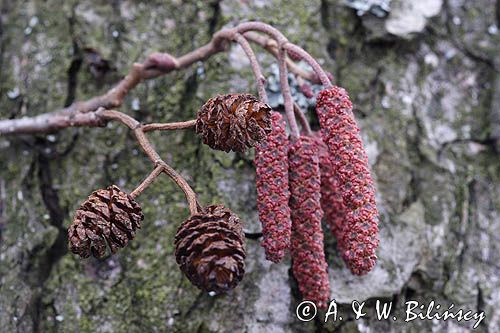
[0,1,499,332]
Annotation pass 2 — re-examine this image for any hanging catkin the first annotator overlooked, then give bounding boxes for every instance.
[255,112,292,263]
[288,136,330,308]
[314,133,347,246]
[316,86,379,275]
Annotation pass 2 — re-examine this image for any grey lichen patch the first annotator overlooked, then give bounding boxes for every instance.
[249,254,292,333]
[344,0,392,18]
[385,0,443,37]
[373,150,412,214]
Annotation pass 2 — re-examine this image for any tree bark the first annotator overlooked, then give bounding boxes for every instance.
[0,1,498,332]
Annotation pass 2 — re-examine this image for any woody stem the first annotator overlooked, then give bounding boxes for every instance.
[232,33,268,103]
[282,43,332,88]
[236,22,332,87]
[130,165,164,199]
[142,120,196,132]
[294,103,312,136]
[243,32,320,83]
[97,108,199,215]
[0,21,330,136]
[278,46,300,140]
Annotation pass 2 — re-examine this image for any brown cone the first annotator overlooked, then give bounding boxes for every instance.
[68,185,144,258]
[195,93,272,152]
[174,204,246,293]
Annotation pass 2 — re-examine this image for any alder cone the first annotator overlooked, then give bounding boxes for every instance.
[195,93,272,152]
[289,136,330,309]
[68,185,143,259]
[174,205,246,293]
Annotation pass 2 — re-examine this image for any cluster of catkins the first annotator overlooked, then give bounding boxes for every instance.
[67,87,379,305]
[254,86,379,307]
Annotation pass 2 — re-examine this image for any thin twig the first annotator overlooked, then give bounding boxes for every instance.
[97,108,140,129]
[132,128,162,163]
[237,22,288,45]
[278,46,300,140]
[98,108,199,215]
[156,160,199,215]
[232,33,268,104]
[135,128,198,215]
[130,165,164,199]
[293,103,312,136]
[243,32,320,83]
[282,43,332,88]
[237,22,332,87]
[142,120,196,132]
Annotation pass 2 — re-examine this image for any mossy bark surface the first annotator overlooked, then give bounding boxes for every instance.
[0,1,499,332]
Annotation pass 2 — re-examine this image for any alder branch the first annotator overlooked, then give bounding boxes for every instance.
[0,21,335,210]
[0,36,227,135]
[0,20,338,230]
[283,42,332,88]
[0,22,330,136]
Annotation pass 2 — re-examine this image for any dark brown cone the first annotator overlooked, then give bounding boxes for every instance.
[195,93,272,152]
[68,185,144,259]
[174,205,246,293]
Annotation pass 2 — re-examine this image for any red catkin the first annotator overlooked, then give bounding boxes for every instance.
[255,112,292,263]
[313,133,347,244]
[289,135,330,309]
[316,86,379,276]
